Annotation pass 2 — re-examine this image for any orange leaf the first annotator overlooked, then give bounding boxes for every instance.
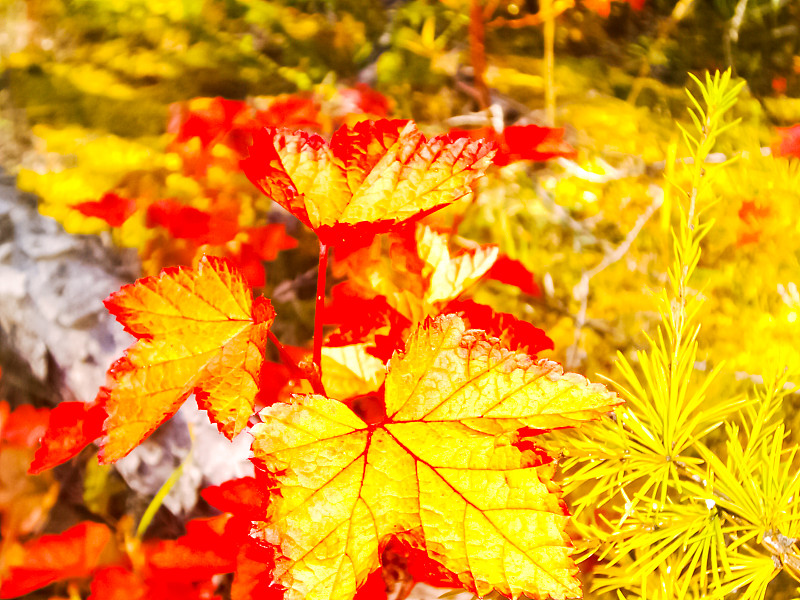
[0,521,112,598]
[0,402,50,449]
[100,255,275,463]
[251,314,620,600]
[242,120,495,245]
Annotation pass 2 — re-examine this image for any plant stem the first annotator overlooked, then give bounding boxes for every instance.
[136,425,193,539]
[313,241,328,379]
[469,0,491,110]
[542,0,556,126]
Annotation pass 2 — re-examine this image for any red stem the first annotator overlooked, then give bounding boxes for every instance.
[313,241,328,380]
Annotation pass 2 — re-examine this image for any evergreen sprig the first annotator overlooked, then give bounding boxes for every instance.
[543,71,800,600]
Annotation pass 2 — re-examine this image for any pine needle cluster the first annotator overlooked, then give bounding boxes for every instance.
[544,71,800,600]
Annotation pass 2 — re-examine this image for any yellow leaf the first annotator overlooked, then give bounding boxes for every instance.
[252,314,620,600]
[321,344,386,401]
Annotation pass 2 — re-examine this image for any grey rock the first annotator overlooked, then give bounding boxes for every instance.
[0,170,253,516]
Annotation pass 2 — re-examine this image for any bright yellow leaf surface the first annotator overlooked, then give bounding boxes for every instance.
[321,344,386,401]
[251,314,620,600]
[416,225,498,305]
[100,255,274,463]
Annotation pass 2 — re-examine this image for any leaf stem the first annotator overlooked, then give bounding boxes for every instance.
[313,241,328,380]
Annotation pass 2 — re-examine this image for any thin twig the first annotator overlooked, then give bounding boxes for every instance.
[567,193,663,369]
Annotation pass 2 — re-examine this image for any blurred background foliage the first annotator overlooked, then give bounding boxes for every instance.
[1,0,800,597]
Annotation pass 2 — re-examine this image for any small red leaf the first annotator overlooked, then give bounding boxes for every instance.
[486,255,542,296]
[201,477,271,521]
[446,299,554,354]
[72,193,137,227]
[146,200,211,241]
[29,402,107,474]
[231,541,282,600]
[449,125,576,166]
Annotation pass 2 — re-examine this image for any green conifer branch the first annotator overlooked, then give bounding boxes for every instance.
[543,71,800,599]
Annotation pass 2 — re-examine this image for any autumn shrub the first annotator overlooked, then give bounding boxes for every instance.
[2,1,800,598]
[1,67,797,600]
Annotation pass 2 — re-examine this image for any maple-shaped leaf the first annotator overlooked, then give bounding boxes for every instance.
[100,255,275,463]
[242,120,495,245]
[251,314,620,600]
[29,401,107,474]
[0,521,112,598]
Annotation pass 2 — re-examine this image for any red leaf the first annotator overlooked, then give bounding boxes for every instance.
[146,200,211,241]
[231,541,282,600]
[446,299,554,355]
[339,84,392,119]
[72,193,137,227]
[352,569,388,600]
[143,516,241,582]
[486,255,542,296]
[254,361,295,408]
[253,95,322,130]
[0,521,112,598]
[500,124,577,165]
[227,225,298,287]
[89,567,219,600]
[241,225,298,262]
[89,567,148,600]
[169,98,249,148]
[201,477,271,521]
[324,283,411,349]
[29,402,107,474]
[449,125,575,166]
